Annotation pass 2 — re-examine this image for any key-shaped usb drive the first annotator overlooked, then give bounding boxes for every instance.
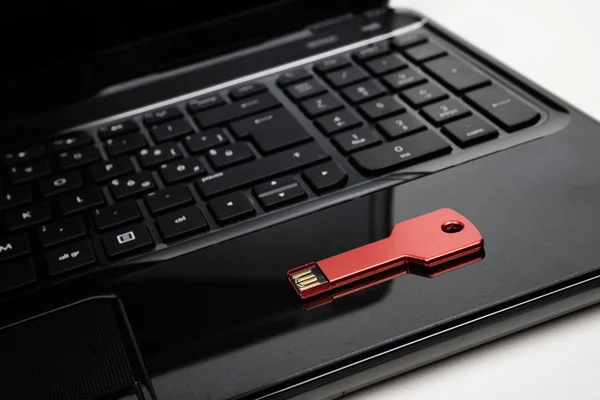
[288,208,484,303]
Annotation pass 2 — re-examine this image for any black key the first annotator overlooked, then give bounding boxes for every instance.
[0,233,30,263]
[324,67,368,88]
[208,192,255,224]
[109,172,156,200]
[255,179,306,210]
[332,127,381,154]
[285,80,326,101]
[423,56,490,92]
[443,115,499,147]
[252,176,296,195]
[351,130,451,173]
[300,94,344,117]
[392,33,428,49]
[159,158,205,184]
[465,85,540,132]
[98,120,139,139]
[4,146,45,166]
[9,159,51,183]
[52,132,92,152]
[143,107,183,126]
[187,94,226,113]
[138,143,181,169]
[377,113,426,139]
[207,143,255,169]
[358,96,405,121]
[38,216,86,248]
[0,186,32,211]
[197,142,329,197]
[104,133,146,157]
[230,83,267,100]
[144,186,193,215]
[93,200,141,232]
[39,170,83,197]
[89,157,134,183]
[277,69,312,86]
[315,110,362,135]
[102,223,154,260]
[194,93,280,128]
[365,54,406,75]
[184,129,228,154]
[6,202,52,231]
[157,207,208,242]
[382,68,427,91]
[0,258,36,294]
[353,42,390,61]
[150,119,194,143]
[404,42,447,63]
[58,187,105,215]
[302,162,347,193]
[341,80,387,104]
[421,99,471,126]
[314,57,350,73]
[46,239,97,276]
[58,147,101,169]
[401,83,448,108]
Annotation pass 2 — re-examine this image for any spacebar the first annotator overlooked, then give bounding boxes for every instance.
[196,143,330,197]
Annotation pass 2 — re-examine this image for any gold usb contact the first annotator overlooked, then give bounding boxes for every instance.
[290,265,328,292]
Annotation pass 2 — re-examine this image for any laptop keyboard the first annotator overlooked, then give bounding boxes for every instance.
[0,31,543,297]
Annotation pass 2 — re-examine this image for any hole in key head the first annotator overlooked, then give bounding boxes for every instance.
[442,221,464,233]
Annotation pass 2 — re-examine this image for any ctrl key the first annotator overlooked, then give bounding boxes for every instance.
[102,223,154,260]
[0,258,37,294]
[46,239,97,276]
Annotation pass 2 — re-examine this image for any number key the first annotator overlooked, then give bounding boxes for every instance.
[4,146,45,166]
[159,158,205,184]
[109,172,156,200]
[207,143,254,169]
[137,143,181,169]
[9,159,51,183]
[300,94,343,118]
[358,96,405,121]
[58,147,101,169]
[377,113,426,139]
[105,133,146,157]
[401,83,448,108]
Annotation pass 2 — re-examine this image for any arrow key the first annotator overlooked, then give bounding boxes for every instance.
[302,162,347,194]
[255,179,306,210]
[208,192,255,225]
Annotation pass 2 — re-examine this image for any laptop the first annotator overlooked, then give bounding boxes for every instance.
[2,0,600,399]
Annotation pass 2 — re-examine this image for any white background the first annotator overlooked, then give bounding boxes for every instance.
[347,1,600,399]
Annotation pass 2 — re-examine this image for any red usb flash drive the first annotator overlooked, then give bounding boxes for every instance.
[288,208,484,304]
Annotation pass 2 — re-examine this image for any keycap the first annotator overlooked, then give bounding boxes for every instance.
[184,129,228,154]
[196,142,329,197]
[277,69,312,86]
[332,127,381,154]
[137,143,181,169]
[230,83,267,100]
[46,239,96,276]
[0,233,30,263]
[39,170,83,197]
[0,258,36,294]
[98,120,139,139]
[382,68,427,91]
[365,54,406,75]
[159,158,205,184]
[207,143,254,169]
[187,94,226,113]
[443,115,499,147]
[150,119,194,143]
[300,94,344,117]
[52,132,92,152]
[302,162,347,194]
[252,176,296,195]
[109,172,156,200]
[352,130,451,173]
[285,80,326,101]
[93,200,141,232]
[341,80,387,104]
[401,83,448,108]
[105,133,146,157]
[102,223,154,260]
[4,146,45,166]
[377,113,426,139]
[421,99,471,126]
[0,186,32,212]
[9,159,51,183]
[324,67,368,88]
[194,93,280,128]
[255,179,306,210]
[314,57,350,73]
[38,216,87,248]
[392,33,427,49]
[315,110,362,135]
[58,147,101,169]
[89,157,134,183]
[157,207,208,242]
[465,85,540,132]
[144,186,193,215]
[358,96,405,121]
[404,42,447,63]
[58,187,105,215]
[208,192,255,224]
[353,42,390,61]
[6,202,52,231]
[423,56,490,92]
[143,107,183,126]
